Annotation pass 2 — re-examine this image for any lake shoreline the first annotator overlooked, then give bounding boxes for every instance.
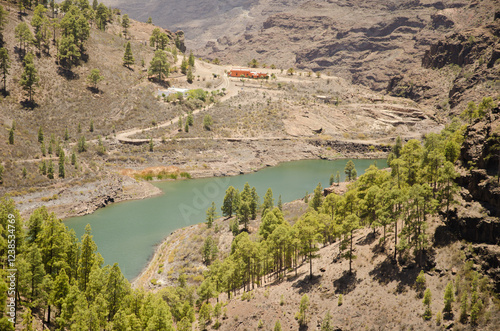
[13,140,388,221]
[62,156,388,281]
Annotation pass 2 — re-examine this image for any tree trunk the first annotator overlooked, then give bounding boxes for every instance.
[349,231,353,274]
[47,304,51,324]
[309,247,312,280]
[394,219,398,261]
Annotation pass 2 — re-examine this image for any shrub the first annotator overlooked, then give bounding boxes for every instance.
[338,294,343,306]
[203,114,213,130]
[436,312,442,326]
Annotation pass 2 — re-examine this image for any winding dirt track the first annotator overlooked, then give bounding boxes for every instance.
[114,61,292,144]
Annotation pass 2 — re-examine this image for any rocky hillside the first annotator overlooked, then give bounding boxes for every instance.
[198,0,499,112]
[101,0,309,48]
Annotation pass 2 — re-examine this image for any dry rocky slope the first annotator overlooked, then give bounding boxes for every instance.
[101,0,309,49]
[198,0,499,112]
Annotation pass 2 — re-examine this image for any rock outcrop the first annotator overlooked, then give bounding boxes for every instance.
[446,111,500,246]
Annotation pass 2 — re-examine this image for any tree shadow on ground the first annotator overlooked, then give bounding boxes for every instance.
[292,274,322,294]
[1,89,10,98]
[433,225,458,247]
[86,86,102,94]
[57,67,79,80]
[81,52,89,63]
[333,270,359,295]
[370,240,388,259]
[20,99,38,109]
[299,324,309,331]
[357,231,377,246]
[368,255,420,293]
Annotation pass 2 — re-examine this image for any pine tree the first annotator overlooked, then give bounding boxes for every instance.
[423,288,432,320]
[20,53,39,103]
[321,311,334,331]
[0,164,3,185]
[50,269,70,314]
[96,3,108,30]
[459,292,468,323]
[310,183,323,211]
[0,47,10,93]
[26,245,46,301]
[123,41,134,68]
[121,14,130,35]
[222,186,239,217]
[203,114,213,130]
[58,35,81,68]
[21,307,34,331]
[297,294,309,326]
[344,160,356,181]
[0,5,7,35]
[343,214,361,273]
[58,149,65,178]
[238,201,250,230]
[77,136,86,152]
[277,195,283,211]
[47,160,54,179]
[15,22,33,54]
[149,28,161,49]
[274,320,282,331]
[40,160,46,175]
[186,68,194,83]
[64,128,69,141]
[71,152,76,166]
[188,51,195,67]
[78,224,97,292]
[38,126,44,143]
[394,136,403,158]
[148,50,169,83]
[105,263,129,321]
[87,69,103,90]
[336,171,340,185]
[8,127,14,144]
[206,201,217,228]
[416,270,426,296]
[148,138,154,152]
[147,17,152,24]
[296,212,322,279]
[443,281,454,316]
[262,188,274,216]
[180,57,188,74]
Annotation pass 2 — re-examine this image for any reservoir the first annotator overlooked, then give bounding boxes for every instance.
[65,158,387,280]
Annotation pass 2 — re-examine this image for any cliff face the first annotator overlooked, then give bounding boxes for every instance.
[447,110,500,245]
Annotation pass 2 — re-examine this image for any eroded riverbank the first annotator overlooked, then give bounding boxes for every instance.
[12,138,388,220]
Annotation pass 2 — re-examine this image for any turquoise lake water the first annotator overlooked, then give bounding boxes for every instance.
[65,158,387,280]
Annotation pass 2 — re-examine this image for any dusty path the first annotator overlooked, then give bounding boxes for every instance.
[114,60,235,144]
